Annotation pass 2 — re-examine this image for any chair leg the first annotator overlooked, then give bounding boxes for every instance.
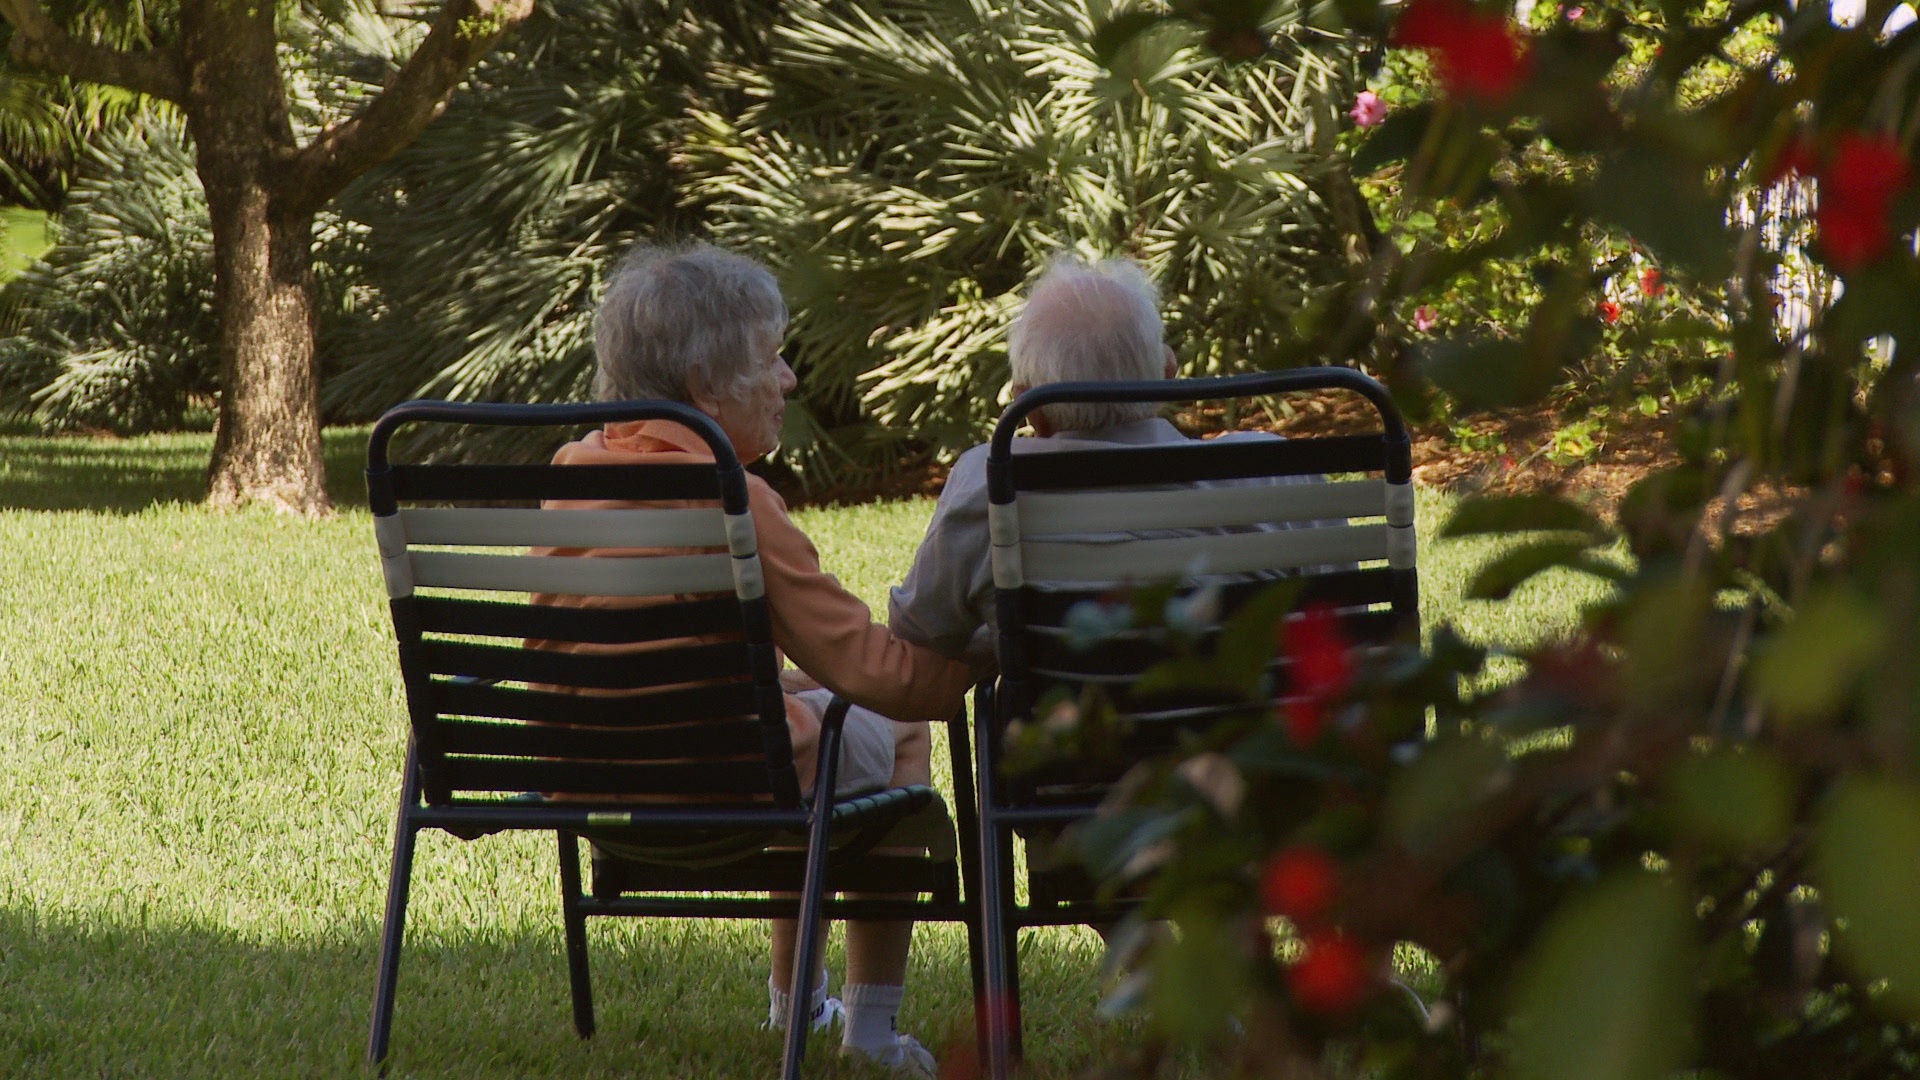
[947,715,989,1054]
[366,808,419,1066]
[783,715,845,1080]
[996,824,1026,1065]
[974,712,1020,1080]
[557,832,595,1039]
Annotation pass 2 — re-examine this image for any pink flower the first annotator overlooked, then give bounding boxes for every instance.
[1349,90,1388,128]
[1565,5,1585,17]
[1413,305,1438,332]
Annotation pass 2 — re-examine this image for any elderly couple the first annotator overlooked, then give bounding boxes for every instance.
[553,243,1197,1074]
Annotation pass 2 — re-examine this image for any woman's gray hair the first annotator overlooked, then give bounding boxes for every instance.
[593,243,788,405]
[1007,256,1166,432]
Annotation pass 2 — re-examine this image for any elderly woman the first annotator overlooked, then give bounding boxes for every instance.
[544,243,966,1074]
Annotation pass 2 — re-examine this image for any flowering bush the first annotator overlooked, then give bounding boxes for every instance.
[1071,1,1920,1076]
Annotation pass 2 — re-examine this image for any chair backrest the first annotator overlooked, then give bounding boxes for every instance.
[985,367,1417,787]
[366,400,801,811]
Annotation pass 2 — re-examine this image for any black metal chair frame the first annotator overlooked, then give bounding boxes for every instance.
[363,399,983,1078]
[969,367,1418,1077]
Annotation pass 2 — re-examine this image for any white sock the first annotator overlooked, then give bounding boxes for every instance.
[767,972,832,1030]
[841,982,906,1053]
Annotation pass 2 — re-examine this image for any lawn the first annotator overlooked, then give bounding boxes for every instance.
[0,427,1611,1078]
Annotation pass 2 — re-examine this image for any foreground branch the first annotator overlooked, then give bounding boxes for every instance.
[0,0,184,102]
[285,0,533,214]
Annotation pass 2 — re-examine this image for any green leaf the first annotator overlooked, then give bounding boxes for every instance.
[1091,8,1174,66]
[1823,259,1920,349]
[1464,538,1605,601]
[1508,871,1696,1080]
[1422,337,1558,411]
[1384,737,1507,849]
[1668,748,1794,854]
[1618,578,1712,710]
[1441,494,1606,540]
[1588,150,1734,279]
[1814,777,1920,1018]
[1147,910,1244,1041]
[1749,585,1885,723]
[1351,102,1436,176]
[1212,579,1303,688]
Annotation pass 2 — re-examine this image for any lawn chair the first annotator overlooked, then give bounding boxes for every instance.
[363,399,980,1079]
[970,366,1419,1077]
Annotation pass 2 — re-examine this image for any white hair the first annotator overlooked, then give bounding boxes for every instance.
[593,243,788,405]
[1007,256,1167,431]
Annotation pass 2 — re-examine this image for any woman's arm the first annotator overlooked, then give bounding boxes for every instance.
[748,479,972,722]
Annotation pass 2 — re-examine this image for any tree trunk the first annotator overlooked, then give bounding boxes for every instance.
[182,0,330,515]
[5,0,534,517]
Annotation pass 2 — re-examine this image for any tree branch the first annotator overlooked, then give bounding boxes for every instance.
[0,0,185,103]
[282,0,533,215]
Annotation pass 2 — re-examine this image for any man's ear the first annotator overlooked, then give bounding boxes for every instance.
[1162,345,1178,380]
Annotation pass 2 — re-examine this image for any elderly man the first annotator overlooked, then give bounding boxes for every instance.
[535,242,964,1074]
[887,254,1288,666]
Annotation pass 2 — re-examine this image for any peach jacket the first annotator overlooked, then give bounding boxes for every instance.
[532,419,972,789]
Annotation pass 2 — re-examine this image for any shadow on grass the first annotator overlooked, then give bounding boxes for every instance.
[0,904,1127,1079]
[0,425,371,513]
[0,906,852,1079]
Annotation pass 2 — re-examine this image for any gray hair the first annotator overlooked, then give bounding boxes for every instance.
[593,243,788,405]
[1007,256,1166,431]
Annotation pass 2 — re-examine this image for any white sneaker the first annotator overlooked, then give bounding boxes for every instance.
[842,1033,937,1077]
[762,994,845,1032]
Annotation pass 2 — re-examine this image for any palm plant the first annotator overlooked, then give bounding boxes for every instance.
[327,0,1357,485]
[0,119,219,432]
[322,0,774,428]
[687,0,1361,481]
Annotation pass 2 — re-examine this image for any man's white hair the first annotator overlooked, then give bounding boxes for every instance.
[593,242,788,405]
[1007,255,1167,432]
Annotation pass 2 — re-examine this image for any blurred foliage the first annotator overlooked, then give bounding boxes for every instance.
[1041,0,1920,1077]
[681,0,1361,482]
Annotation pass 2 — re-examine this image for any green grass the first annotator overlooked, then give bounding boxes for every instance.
[0,428,1612,1077]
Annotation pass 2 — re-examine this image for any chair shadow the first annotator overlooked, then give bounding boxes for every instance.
[0,426,371,514]
[0,906,845,1079]
[0,902,1123,1079]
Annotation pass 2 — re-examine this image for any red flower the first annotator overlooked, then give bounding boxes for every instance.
[1818,199,1892,270]
[1825,132,1912,204]
[1814,132,1912,271]
[1392,0,1531,105]
[1283,698,1326,746]
[1598,299,1621,324]
[1260,846,1341,923]
[1763,134,1819,187]
[1278,605,1353,746]
[1640,268,1664,297]
[1288,931,1374,1015]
